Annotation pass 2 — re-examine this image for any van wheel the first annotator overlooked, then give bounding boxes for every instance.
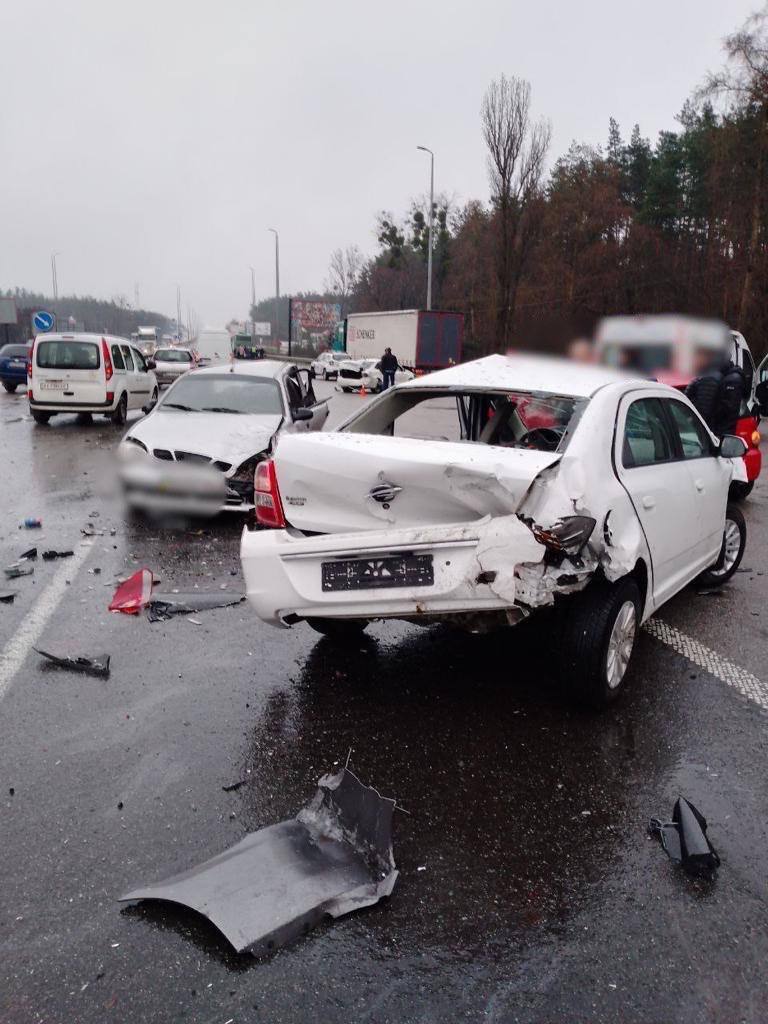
[696,504,746,586]
[31,410,51,425]
[111,394,128,426]
[2,382,18,393]
[559,577,641,709]
[306,618,369,642]
[729,480,754,501]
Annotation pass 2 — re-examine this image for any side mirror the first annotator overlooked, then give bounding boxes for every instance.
[719,434,748,458]
[292,407,313,421]
[146,359,156,370]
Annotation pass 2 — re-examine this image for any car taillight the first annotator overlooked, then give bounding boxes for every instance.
[751,430,761,447]
[254,459,286,528]
[106,391,114,403]
[102,338,113,381]
[27,349,33,379]
[529,515,596,556]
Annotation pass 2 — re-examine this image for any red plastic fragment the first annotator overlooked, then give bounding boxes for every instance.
[108,569,154,614]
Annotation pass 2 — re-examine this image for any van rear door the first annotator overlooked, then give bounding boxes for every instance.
[32,337,106,406]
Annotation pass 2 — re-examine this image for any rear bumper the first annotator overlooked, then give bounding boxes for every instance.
[240,515,549,627]
[29,397,114,411]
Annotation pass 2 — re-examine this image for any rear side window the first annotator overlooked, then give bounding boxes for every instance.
[121,346,135,371]
[37,340,99,370]
[111,345,125,371]
[622,398,675,468]
[665,399,713,459]
[132,348,148,371]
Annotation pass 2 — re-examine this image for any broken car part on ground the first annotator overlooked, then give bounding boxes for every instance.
[119,767,398,955]
[35,648,111,678]
[650,797,720,876]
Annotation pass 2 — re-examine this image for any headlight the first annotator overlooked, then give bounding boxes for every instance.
[118,437,149,461]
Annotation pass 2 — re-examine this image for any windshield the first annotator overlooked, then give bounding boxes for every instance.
[36,340,99,370]
[159,373,283,415]
[0,345,28,359]
[601,342,672,373]
[156,349,192,362]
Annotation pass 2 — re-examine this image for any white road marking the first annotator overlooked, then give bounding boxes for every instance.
[643,618,768,711]
[0,540,93,701]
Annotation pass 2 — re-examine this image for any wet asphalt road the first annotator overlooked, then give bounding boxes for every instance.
[1,381,767,1024]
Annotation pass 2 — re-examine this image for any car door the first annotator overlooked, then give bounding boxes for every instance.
[756,352,768,415]
[297,368,329,430]
[661,396,729,570]
[130,346,154,408]
[616,394,701,606]
[120,345,139,408]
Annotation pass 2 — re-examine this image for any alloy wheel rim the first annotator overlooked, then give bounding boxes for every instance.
[606,600,636,689]
[710,519,741,577]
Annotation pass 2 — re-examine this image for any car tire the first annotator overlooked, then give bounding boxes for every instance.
[696,504,746,587]
[31,410,51,425]
[111,393,128,426]
[2,382,18,393]
[729,479,754,501]
[558,577,641,709]
[306,617,369,641]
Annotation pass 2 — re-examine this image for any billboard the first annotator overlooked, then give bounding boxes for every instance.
[0,297,18,325]
[289,300,341,355]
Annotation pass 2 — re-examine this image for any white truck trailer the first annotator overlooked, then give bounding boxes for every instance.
[342,310,463,370]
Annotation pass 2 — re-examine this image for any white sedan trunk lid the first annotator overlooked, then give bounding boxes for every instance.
[274,432,561,532]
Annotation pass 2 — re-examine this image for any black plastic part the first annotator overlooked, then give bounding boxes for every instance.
[35,648,111,678]
[649,797,720,876]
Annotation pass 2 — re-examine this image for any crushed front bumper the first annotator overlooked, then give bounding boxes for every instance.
[240,515,552,627]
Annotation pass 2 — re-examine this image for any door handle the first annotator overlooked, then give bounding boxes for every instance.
[642,495,656,510]
[694,478,704,492]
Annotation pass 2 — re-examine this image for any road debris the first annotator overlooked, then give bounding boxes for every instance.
[108,569,154,614]
[21,517,42,529]
[222,780,247,793]
[42,550,74,561]
[0,590,18,604]
[146,592,244,623]
[119,767,398,955]
[649,797,720,877]
[19,547,37,560]
[35,648,111,678]
[81,523,105,537]
[5,564,34,580]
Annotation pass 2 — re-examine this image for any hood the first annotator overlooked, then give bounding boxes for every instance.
[127,410,283,468]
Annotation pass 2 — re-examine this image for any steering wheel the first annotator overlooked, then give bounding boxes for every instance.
[517,426,564,451]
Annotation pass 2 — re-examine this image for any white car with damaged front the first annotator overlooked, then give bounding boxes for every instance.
[337,357,414,393]
[240,354,747,707]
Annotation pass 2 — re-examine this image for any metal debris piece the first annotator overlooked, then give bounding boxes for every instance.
[19,548,37,561]
[222,780,246,793]
[81,523,105,537]
[0,590,18,604]
[649,797,720,877]
[5,564,34,580]
[119,767,398,955]
[35,648,111,678]
[42,550,74,561]
[108,569,154,614]
[146,592,244,623]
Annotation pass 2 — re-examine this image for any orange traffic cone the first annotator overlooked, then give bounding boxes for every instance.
[360,382,367,397]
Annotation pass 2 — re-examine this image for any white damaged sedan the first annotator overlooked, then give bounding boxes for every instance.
[118,360,328,514]
[240,354,747,706]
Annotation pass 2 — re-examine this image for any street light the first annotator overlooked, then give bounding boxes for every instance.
[51,251,61,302]
[268,228,280,351]
[416,146,434,310]
[249,266,256,346]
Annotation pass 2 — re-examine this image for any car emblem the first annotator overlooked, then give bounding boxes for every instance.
[368,481,402,504]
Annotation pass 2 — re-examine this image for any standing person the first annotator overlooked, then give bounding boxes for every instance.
[686,351,747,436]
[379,347,399,390]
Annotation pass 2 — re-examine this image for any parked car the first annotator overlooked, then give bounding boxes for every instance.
[0,342,30,393]
[241,354,748,707]
[337,357,414,392]
[310,351,347,380]
[28,333,158,425]
[149,346,198,386]
[596,315,761,500]
[118,360,329,513]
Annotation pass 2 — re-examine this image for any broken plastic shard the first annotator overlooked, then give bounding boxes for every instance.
[0,590,18,604]
[42,550,74,561]
[146,592,244,623]
[649,796,720,877]
[4,564,34,580]
[35,648,111,678]
[109,569,154,614]
[19,548,37,561]
[119,767,398,955]
[81,523,104,537]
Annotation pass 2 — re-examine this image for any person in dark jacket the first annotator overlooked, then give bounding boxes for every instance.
[379,347,399,389]
[686,352,747,437]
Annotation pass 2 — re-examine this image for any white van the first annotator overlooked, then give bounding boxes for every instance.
[28,333,159,426]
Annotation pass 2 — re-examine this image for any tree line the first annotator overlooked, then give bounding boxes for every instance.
[303,8,768,359]
[0,287,171,343]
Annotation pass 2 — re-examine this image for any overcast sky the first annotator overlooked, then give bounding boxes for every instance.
[1,0,756,327]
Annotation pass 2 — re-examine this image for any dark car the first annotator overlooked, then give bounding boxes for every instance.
[0,343,29,393]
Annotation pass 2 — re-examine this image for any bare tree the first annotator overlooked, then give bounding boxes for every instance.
[481,74,551,347]
[700,9,768,328]
[325,245,364,315]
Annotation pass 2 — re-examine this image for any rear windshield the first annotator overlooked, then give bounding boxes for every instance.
[0,344,28,359]
[159,374,283,415]
[601,343,672,373]
[36,340,99,370]
[156,349,192,362]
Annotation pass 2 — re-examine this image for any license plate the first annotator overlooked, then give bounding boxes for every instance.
[10,361,25,369]
[41,380,66,390]
[322,553,434,592]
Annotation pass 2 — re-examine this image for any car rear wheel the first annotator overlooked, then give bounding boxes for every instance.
[729,479,754,501]
[696,504,746,586]
[306,617,369,642]
[111,393,128,426]
[2,382,18,393]
[31,410,51,425]
[558,577,641,709]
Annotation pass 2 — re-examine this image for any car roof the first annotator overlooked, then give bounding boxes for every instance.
[34,332,134,345]
[156,346,193,354]
[190,359,288,380]
[398,353,637,399]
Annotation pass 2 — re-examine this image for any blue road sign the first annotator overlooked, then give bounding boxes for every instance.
[32,311,55,333]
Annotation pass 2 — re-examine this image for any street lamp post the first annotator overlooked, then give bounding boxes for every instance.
[268,228,280,351]
[249,266,256,346]
[416,146,434,310]
[51,251,60,301]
